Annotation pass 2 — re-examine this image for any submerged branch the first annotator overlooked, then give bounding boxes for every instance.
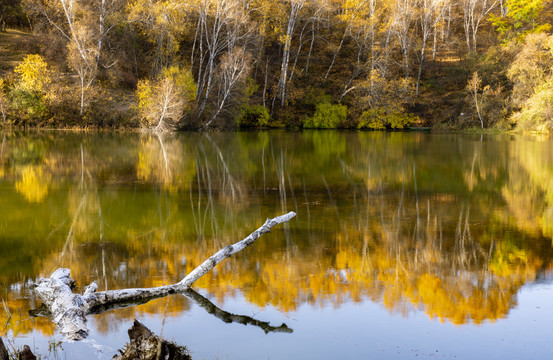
[182,288,293,334]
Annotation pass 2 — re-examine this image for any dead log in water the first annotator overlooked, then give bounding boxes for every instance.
[0,337,37,360]
[32,212,296,340]
[113,320,191,360]
[0,337,9,360]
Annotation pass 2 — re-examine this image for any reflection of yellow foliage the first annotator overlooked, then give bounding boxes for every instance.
[2,131,553,338]
[502,139,553,240]
[489,241,534,279]
[136,135,195,192]
[15,166,50,202]
[1,292,55,338]
[2,194,549,338]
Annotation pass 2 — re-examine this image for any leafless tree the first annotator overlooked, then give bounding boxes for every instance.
[276,0,306,107]
[416,0,447,95]
[202,47,252,129]
[462,0,499,52]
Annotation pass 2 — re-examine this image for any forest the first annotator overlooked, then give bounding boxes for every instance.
[0,0,553,131]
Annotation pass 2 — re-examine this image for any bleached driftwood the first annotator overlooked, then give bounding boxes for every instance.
[33,212,296,340]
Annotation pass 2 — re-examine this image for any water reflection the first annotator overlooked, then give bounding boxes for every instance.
[0,131,552,339]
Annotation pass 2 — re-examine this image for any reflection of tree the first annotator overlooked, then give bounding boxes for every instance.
[183,288,292,334]
[501,139,553,241]
[0,133,6,178]
[1,131,553,337]
[1,289,55,338]
[136,133,196,192]
[15,165,51,202]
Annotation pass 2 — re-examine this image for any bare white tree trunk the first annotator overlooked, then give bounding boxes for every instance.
[196,0,228,119]
[393,0,415,79]
[325,25,348,80]
[33,212,296,340]
[416,0,446,95]
[304,21,315,75]
[201,47,251,130]
[462,0,498,52]
[277,0,305,107]
[0,96,6,124]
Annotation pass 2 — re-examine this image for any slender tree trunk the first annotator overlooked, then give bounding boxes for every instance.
[432,24,438,60]
[383,26,393,77]
[0,99,6,124]
[404,47,409,79]
[278,25,294,106]
[325,25,348,79]
[447,0,452,40]
[96,0,105,67]
[289,21,310,85]
[370,0,375,91]
[262,59,268,108]
[416,36,427,96]
[304,21,315,75]
[80,75,85,115]
[277,0,303,107]
[197,2,226,120]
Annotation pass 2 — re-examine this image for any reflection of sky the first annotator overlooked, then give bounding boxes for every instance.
[9,284,553,359]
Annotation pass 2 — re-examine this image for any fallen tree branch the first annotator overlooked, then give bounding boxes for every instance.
[31,287,294,336]
[32,212,296,340]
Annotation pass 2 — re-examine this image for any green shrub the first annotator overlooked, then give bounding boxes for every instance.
[9,88,48,122]
[303,102,347,129]
[236,104,270,127]
[357,108,418,130]
[4,54,52,124]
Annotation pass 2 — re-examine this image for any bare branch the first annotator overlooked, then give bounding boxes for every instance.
[32,211,296,340]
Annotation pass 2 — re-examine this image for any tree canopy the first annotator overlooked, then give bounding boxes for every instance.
[0,0,551,131]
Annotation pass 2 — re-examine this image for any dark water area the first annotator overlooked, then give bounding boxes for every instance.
[0,130,552,359]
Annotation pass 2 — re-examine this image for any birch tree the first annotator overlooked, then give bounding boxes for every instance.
[415,0,446,95]
[337,0,372,100]
[127,0,190,75]
[287,1,326,88]
[392,0,416,79]
[24,0,125,114]
[193,0,254,120]
[202,47,252,129]
[462,0,499,52]
[194,0,229,119]
[136,66,197,131]
[276,0,306,107]
[466,71,486,128]
[324,0,363,79]
[0,79,7,124]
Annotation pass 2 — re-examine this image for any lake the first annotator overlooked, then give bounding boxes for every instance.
[0,130,552,359]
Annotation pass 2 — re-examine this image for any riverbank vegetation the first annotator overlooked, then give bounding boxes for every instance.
[0,0,553,131]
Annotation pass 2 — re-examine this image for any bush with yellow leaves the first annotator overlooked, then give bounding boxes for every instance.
[136,66,196,131]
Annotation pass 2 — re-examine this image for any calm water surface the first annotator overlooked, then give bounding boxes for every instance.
[0,131,552,359]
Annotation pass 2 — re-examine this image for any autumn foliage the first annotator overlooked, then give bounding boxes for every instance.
[0,0,551,130]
